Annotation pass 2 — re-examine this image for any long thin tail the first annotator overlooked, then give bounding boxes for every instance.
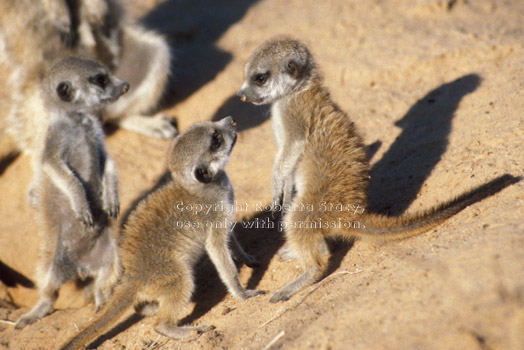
[61,281,136,350]
[352,174,520,240]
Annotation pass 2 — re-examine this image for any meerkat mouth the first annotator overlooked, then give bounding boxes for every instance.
[251,98,266,105]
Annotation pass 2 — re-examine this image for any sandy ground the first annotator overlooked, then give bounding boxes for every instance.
[1,0,524,349]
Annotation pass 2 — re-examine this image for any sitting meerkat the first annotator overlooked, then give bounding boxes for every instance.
[62,117,264,350]
[15,57,127,328]
[237,37,520,303]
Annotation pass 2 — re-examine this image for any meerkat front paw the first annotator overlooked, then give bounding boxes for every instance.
[15,310,42,329]
[15,315,34,329]
[103,192,120,219]
[75,206,94,227]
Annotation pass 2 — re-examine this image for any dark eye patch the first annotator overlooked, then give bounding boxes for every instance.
[89,73,108,88]
[253,72,270,86]
[56,81,73,102]
[194,166,212,183]
[211,130,223,150]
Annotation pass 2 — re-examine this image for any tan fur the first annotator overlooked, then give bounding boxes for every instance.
[238,37,520,303]
[61,117,264,350]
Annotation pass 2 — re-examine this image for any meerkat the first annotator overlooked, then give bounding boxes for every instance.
[237,37,520,303]
[0,0,175,173]
[15,57,128,328]
[61,117,264,350]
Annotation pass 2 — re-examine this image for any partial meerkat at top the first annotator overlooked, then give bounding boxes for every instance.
[237,37,520,303]
[61,117,264,350]
[15,57,127,329]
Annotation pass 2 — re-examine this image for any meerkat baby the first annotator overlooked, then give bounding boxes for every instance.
[237,37,520,303]
[15,57,128,328]
[62,117,264,350]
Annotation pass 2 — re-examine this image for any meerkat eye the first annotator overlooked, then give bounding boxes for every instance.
[89,73,108,88]
[56,81,74,102]
[253,72,270,86]
[211,131,223,150]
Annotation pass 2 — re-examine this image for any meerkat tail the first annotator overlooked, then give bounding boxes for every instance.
[61,282,136,350]
[351,174,520,241]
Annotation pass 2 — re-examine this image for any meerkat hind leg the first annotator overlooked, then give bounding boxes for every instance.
[153,267,214,339]
[154,295,215,339]
[92,259,120,312]
[135,300,159,316]
[277,239,329,261]
[270,225,327,303]
[117,113,177,139]
[15,264,64,328]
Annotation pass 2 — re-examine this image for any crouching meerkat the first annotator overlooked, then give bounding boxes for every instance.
[237,37,520,303]
[61,117,264,350]
[15,57,127,328]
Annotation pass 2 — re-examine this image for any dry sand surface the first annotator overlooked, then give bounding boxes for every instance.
[1,0,524,349]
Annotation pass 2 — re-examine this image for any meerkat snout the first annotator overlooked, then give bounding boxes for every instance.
[236,90,247,102]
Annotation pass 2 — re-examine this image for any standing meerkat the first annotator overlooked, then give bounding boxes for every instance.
[237,37,520,303]
[15,57,128,328]
[0,0,175,169]
[62,117,264,350]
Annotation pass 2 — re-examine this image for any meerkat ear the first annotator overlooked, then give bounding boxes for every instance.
[56,81,74,102]
[286,60,300,79]
[194,166,213,183]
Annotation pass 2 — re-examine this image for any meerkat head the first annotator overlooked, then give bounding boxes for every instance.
[237,37,317,105]
[44,56,129,113]
[167,116,237,187]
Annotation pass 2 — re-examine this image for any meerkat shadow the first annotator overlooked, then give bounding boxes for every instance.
[178,255,228,325]
[0,152,20,176]
[0,260,34,288]
[212,95,270,132]
[141,0,261,108]
[233,211,355,289]
[368,74,482,215]
[236,210,284,290]
[87,313,144,349]
[324,238,357,277]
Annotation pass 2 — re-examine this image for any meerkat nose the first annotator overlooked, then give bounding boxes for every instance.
[121,82,130,94]
[236,90,247,102]
[224,116,236,126]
